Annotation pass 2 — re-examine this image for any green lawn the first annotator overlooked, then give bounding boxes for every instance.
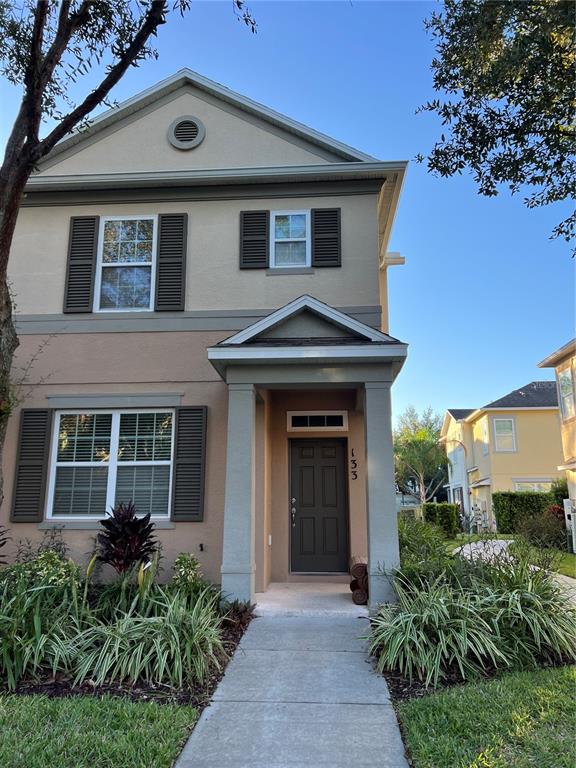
[0,694,197,768]
[398,666,576,768]
[553,550,576,579]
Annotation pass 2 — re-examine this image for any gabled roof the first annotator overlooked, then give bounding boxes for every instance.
[40,68,378,168]
[217,295,402,346]
[447,408,474,421]
[483,381,558,409]
[538,338,576,368]
[207,295,408,379]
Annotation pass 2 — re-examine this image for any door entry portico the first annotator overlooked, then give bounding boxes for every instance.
[290,439,349,573]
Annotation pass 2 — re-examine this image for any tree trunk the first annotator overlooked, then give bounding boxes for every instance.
[0,169,29,510]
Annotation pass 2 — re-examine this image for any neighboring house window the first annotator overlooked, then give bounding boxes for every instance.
[558,367,575,420]
[514,480,553,492]
[481,419,489,455]
[95,216,157,311]
[493,417,516,452]
[47,410,173,519]
[270,211,311,268]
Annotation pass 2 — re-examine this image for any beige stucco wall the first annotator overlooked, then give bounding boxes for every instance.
[2,334,371,589]
[1,330,229,584]
[39,88,334,177]
[10,194,380,316]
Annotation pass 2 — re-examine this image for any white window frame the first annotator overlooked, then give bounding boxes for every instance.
[287,410,348,432]
[513,478,553,492]
[557,366,576,421]
[93,215,158,313]
[46,409,175,520]
[492,417,517,452]
[270,210,311,269]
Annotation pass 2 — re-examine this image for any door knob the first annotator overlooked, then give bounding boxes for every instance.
[291,507,296,527]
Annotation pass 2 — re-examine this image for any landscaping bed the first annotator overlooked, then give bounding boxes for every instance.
[0,511,253,767]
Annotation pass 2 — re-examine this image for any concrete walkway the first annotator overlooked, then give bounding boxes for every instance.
[176,604,408,767]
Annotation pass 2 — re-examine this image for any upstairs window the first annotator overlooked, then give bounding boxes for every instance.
[558,367,575,420]
[94,216,157,311]
[270,211,311,268]
[493,417,516,452]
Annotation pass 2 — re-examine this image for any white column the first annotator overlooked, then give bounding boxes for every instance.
[220,383,256,603]
[364,381,400,609]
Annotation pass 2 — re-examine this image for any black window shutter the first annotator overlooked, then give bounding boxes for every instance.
[11,409,53,523]
[171,406,207,522]
[155,213,188,311]
[311,208,341,267]
[239,211,269,269]
[63,216,99,313]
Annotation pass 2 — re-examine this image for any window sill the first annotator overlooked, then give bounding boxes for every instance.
[266,267,315,276]
[38,520,176,531]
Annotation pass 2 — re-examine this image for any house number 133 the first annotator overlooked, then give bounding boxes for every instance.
[350,448,358,480]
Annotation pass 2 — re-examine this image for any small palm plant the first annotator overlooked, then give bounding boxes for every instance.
[96,502,157,574]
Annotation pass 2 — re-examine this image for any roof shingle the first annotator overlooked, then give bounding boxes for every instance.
[483,381,558,409]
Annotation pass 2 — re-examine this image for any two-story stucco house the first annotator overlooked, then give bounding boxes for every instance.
[538,339,576,500]
[441,382,564,528]
[2,70,408,609]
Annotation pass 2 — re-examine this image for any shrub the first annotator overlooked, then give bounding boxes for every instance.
[492,491,554,533]
[0,554,81,690]
[370,573,506,687]
[422,502,459,538]
[550,477,569,506]
[546,504,565,523]
[516,512,567,550]
[398,517,447,565]
[67,587,224,688]
[370,546,576,687]
[171,553,210,596]
[96,502,157,574]
[15,527,69,563]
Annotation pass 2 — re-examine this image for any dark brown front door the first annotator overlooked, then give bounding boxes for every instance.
[290,439,349,573]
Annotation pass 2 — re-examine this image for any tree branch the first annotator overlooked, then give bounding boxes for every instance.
[33,1,168,161]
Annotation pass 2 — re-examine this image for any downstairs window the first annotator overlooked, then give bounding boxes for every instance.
[46,410,174,519]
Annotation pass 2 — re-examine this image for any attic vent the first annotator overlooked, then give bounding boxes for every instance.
[168,115,205,150]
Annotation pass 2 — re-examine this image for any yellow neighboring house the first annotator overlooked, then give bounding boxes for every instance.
[441,382,564,529]
[538,339,576,500]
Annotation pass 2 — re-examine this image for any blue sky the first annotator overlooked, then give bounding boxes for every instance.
[1,1,574,419]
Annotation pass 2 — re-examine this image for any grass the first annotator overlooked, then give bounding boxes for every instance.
[0,693,197,768]
[398,666,576,768]
[550,550,576,579]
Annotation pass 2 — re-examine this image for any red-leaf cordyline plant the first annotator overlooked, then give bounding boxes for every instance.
[96,501,157,574]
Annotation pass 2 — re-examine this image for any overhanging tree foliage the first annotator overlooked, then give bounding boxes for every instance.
[419,0,575,251]
[394,406,448,504]
[0,0,255,507]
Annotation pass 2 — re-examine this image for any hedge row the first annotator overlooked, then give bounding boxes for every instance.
[492,491,554,533]
[422,502,459,538]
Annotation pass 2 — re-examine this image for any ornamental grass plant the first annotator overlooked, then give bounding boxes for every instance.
[370,535,576,688]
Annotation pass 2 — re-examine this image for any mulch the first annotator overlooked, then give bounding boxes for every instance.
[0,612,252,711]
